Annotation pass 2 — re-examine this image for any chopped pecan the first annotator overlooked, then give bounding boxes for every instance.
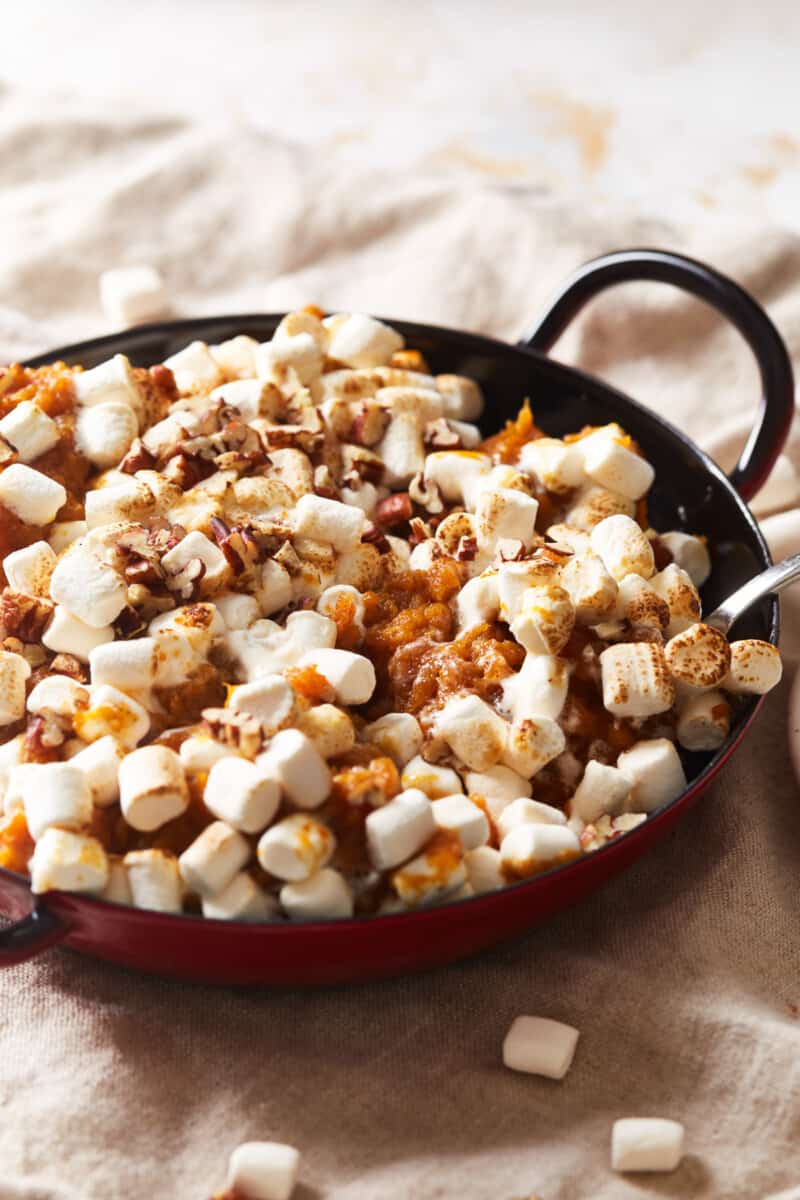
[163,452,213,490]
[49,653,88,682]
[350,404,389,448]
[113,606,148,639]
[408,517,431,547]
[360,524,391,554]
[119,438,156,475]
[0,592,54,643]
[210,519,261,575]
[201,708,263,759]
[24,713,67,762]
[408,473,443,514]
[124,559,162,587]
[165,557,206,601]
[273,540,303,575]
[424,418,461,449]
[496,538,525,562]
[455,535,478,562]
[375,493,413,528]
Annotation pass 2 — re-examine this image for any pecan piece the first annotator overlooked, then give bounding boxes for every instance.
[455,535,478,562]
[201,708,263,759]
[0,592,54,643]
[408,473,443,514]
[375,493,413,529]
[360,524,391,554]
[49,653,88,682]
[424,417,461,449]
[119,438,156,475]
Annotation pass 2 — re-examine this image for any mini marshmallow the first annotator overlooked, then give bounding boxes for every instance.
[202,871,277,922]
[366,788,436,869]
[256,728,330,809]
[326,312,403,368]
[600,643,674,717]
[363,712,423,766]
[209,334,259,380]
[214,591,261,631]
[178,820,251,898]
[3,540,56,597]
[229,675,295,734]
[565,483,636,530]
[502,716,566,778]
[179,735,238,773]
[0,400,60,462]
[0,650,31,725]
[581,430,654,499]
[614,573,669,630]
[617,738,687,812]
[74,684,150,748]
[163,340,222,393]
[432,794,490,850]
[89,638,157,691]
[559,551,618,623]
[501,654,570,723]
[502,1015,580,1079]
[292,493,367,552]
[401,756,464,798]
[72,354,142,412]
[497,560,561,622]
[102,859,132,906]
[124,849,183,913]
[49,547,128,628]
[463,764,531,814]
[43,607,114,665]
[723,639,783,695]
[280,866,354,921]
[316,584,366,639]
[496,797,567,842]
[75,401,139,468]
[226,1141,300,1200]
[69,735,124,806]
[590,514,655,581]
[22,762,93,841]
[48,520,88,556]
[161,530,229,592]
[149,601,224,656]
[570,761,634,824]
[611,1118,685,1173]
[84,477,153,528]
[118,745,189,832]
[0,734,24,810]
[257,813,335,881]
[0,464,66,525]
[30,828,108,895]
[434,373,484,421]
[456,572,500,630]
[376,411,425,487]
[391,834,466,906]
[519,437,584,493]
[659,531,711,587]
[475,488,539,553]
[650,563,701,636]
[500,822,580,876]
[676,689,730,751]
[204,757,281,833]
[298,647,376,705]
[27,674,88,717]
[296,704,355,759]
[423,450,491,505]
[511,585,575,655]
[665,622,731,690]
[434,695,508,772]
[464,845,504,893]
[210,378,274,420]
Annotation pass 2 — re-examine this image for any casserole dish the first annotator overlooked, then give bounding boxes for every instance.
[0,248,793,984]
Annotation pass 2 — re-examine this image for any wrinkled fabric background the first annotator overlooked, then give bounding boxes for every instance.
[1,3,800,1197]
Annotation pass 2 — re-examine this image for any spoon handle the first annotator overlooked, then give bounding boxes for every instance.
[705,551,800,635]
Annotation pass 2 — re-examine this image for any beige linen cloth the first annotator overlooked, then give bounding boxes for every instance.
[1,94,799,1200]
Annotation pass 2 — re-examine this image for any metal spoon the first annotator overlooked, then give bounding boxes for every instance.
[705,551,800,635]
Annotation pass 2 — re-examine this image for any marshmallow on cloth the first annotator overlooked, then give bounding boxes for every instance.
[225,1141,301,1200]
[503,1014,580,1080]
[611,1118,685,1173]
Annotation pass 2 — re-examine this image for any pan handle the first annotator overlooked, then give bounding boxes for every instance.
[518,249,795,501]
[0,894,68,966]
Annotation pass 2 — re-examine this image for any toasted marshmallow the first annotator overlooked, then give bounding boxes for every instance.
[500,822,580,875]
[363,712,423,766]
[209,334,259,380]
[27,674,88,718]
[119,745,189,832]
[124,849,182,913]
[611,1118,685,1173]
[49,547,127,628]
[326,313,403,368]
[281,866,354,921]
[676,689,730,751]
[432,794,490,850]
[565,484,636,530]
[48,520,88,556]
[519,437,584,493]
[296,704,355,759]
[100,264,169,326]
[214,591,261,631]
[559,551,618,624]
[434,374,483,421]
[570,761,634,824]
[434,695,508,772]
[503,1015,580,1080]
[463,764,531,814]
[723,639,782,695]
[202,871,277,922]
[179,735,238,773]
[497,560,560,622]
[72,354,142,413]
[3,540,56,598]
[590,514,655,581]
[84,477,154,528]
[401,756,464,798]
[456,572,500,631]
[298,647,376,706]
[650,563,701,636]
[501,654,570,723]
[210,378,274,420]
[0,400,60,462]
[69,735,125,807]
[580,430,654,499]
[161,530,230,592]
[546,524,591,555]
[292,493,367,552]
[496,797,567,842]
[511,584,575,655]
[178,821,251,898]
[376,411,425,487]
[614,573,669,630]
[149,601,224,656]
[74,684,150,749]
[366,788,436,870]
[256,728,330,809]
[391,832,466,906]
[316,584,366,640]
[102,859,132,906]
[0,651,31,726]
[22,762,93,841]
[226,611,336,682]
[257,813,335,881]
[204,757,281,833]
[0,463,66,525]
[423,450,491,505]
[30,828,108,895]
[502,716,566,778]
[464,845,504,893]
[225,1141,300,1200]
[163,341,222,393]
[664,622,730,691]
[0,734,24,811]
[75,401,139,468]
[475,488,539,553]
[600,643,674,717]
[658,531,711,587]
[229,675,295,734]
[616,738,686,812]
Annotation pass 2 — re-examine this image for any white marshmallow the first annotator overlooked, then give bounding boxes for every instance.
[456,572,500,631]
[600,643,675,717]
[124,849,183,913]
[0,734,24,812]
[119,745,189,831]
[570,761,634,823]
[298,648,376,706]
[676,689,730,751]
[433,694,508,772]
[49,547,127,628]
[0,401,60,462]
[178,820,251,898]
[500,822,580,875]
[27,674,88,717]
[364,712,423,766]
[163,340,222,393]
[510,585,575,655]
[502,716,566,778]
[376,411,425,487]
[464,845,504,893]
[209,335,259,380]
[257,813,335,881]
[475,487,539,553]
[149,602,224,656]
[100,265,169,326]
[401,756,464,798]
[30,828,108,895]
[431,794,490,849]
[581,431,654,499]
[366,788,436,870]
[501,654,570,724]
[226,1141,300,1200]
[463,764,531,813]
[664,622,731,691]
[204,756,281,833]
[74,684,150,749]
[69,735,124,807]
[210,378,272,420]
[42,607,114,664]
[102,859,132,906]
[3,540,56,598]
[281,866,354,921]
[0,650,31,725]
[258,559,294,616]
[497,560,560,622]
[22,762,93,841]
[0,463,66,525]
[519,437,584,493]
[161,530,229,592]
[658,531,711,587]
[214,591,260,631]
[84,478,154,528]
[614,573,669,630]
[47,520,88,556]
[496,796,567,841]
[391,836,466,906]
[72,354,142,414]
[650,564,701,636]
[590,514,655,581]
[559,551,618,624]
[296,704,355,759]
[723,639,782,695]
[89,638,157,691]
[546,524,590,555]
[202,871,277,922]
[611,1118,685,1173]
[75,401,138,468]
[256,728,330,809]
[565,484,636,531]
[229,675,294,735]
[423,450,491,505]
[434,374,484,421]
[292,493,367,552]
[180,735,238,773]
[617,738,687,812]
[326,312,403,368]
[502,1015,580,1080]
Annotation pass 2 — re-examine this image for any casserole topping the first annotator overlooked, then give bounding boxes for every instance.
[0,314,783,919]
